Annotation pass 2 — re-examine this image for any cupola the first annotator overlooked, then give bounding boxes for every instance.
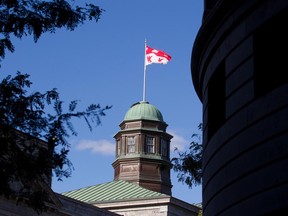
[112,101,173,195]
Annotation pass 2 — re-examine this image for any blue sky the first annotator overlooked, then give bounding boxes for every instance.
[0,1,203,205]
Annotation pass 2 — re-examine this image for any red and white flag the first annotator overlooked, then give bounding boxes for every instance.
[145,46,172,66]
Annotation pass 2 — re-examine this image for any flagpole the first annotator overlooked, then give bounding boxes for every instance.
[142,39,147,102]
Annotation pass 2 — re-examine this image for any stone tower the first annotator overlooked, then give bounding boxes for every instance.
[112,101,173,195]
[192,1,288,215]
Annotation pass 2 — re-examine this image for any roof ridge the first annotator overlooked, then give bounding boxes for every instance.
[62,180,168,203]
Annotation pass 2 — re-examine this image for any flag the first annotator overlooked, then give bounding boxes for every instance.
[145,45,172,66]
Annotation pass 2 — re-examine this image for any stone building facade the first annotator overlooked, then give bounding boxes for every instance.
[64,101,200,216]
[191,0,288,215]
[64,180,200,216]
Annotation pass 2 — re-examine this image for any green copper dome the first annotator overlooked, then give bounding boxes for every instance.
[124,101,164,122]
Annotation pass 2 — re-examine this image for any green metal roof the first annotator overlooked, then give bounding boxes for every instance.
[124,101,164,122]
[62,180,168,203]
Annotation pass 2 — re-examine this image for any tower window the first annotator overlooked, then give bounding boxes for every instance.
[117,140,121,156]
[161,139,168,157]
[146,136,155,154]
[254,9,288,97]
[127,136,135,153]
[207,61,226,139]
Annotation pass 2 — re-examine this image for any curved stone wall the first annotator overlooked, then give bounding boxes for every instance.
[192,1,288,215]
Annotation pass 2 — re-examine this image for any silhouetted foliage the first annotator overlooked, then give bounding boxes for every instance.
[0,72,111,212]
[0,0,106,212]
[0,0,104,64]
[171,123,203,188]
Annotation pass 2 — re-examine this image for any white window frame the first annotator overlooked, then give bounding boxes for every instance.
[146,136,155,154]
[127,136,135,153]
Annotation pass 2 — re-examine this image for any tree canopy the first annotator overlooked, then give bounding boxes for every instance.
[171,123,203,188]
[0,0,104,64]
[0,0,108,212]
[0,73,111,212]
